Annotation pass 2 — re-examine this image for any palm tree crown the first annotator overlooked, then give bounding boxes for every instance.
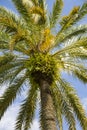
[0,0,87,130]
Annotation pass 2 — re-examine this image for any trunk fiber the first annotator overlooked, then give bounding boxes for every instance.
[40,80,57,130]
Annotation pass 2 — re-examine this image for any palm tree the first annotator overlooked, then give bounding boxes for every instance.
[0,0,87,130]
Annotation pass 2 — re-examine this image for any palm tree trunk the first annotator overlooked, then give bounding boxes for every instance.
[40,79,57,130]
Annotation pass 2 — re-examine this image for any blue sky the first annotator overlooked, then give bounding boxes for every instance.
[0,0,87,130]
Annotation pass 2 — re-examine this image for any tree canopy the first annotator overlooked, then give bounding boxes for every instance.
[0,0,87,130]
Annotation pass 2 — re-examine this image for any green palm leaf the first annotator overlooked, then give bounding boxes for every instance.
[52,82,76,130]
[12,0,32,22]
[0,1,87,130]
[55,25,87,46]
[60,2,87,30]
[15,84,38,130]
[58,78,87,130]
[50,0,63,28]
[0,75,27,119]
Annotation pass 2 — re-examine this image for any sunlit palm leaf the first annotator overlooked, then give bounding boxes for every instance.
[55,25,87,46]
[0,1,87,130]
[15,84,38,130]
[54,82,76,130]
[60,3,87,30]
[12,0,32,22]
[0,74,27,119]
[58,78,87,130]
[50,0,63,28]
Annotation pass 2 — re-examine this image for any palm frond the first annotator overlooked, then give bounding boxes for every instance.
[9,33,27,51]
[12,0,32,22]
[50,83,63,130]
[0,1,87,130]
[73,67,87,83]
[12,0,45,26]
[39,0,50,27]
[0,54,20,84]
[55,25,87,45]
[0,28,33,53]
[15,44,30,55]
[29,6,46,25]
[15,84,38,130]
[0,7,33,40]
[76,3,87,23]
[60,2,87,30]
[54,82,76,130]
[61,59,87,83]
[60,6,80,29]
[53,37,87,56]
[50,0,63,28]
[0,7,19,33]
[0,75,27,119]
[62,100,76,130]
[0,31,10,50]
[58,78,87,130]
[0,55,25,79]
[0,66,25,85]
[67,48,87,60]
[0,31,10,41]
[30,6,44,16]
[0,54,14,66]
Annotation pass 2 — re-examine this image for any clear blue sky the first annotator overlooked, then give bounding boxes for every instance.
[0,0,87,130]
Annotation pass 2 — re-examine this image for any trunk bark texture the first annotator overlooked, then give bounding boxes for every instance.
[40,79,57,130]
